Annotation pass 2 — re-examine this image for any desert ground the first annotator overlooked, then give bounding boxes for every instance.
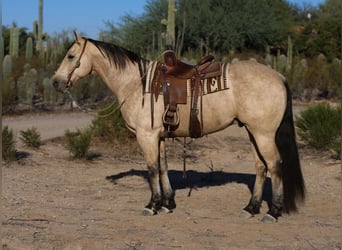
[2,106,341,250]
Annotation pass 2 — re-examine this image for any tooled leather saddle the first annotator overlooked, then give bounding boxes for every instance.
[151,50,222,138]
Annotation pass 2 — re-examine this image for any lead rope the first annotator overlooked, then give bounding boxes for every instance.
[64,89,127,118]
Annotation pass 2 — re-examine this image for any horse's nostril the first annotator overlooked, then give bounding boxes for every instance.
[52,80,59,88]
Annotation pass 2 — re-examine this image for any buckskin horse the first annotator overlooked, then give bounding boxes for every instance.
[52,32,305,223]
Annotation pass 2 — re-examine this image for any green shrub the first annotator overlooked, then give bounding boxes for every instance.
[64,128,92,159]
[20,127,41,148]
[2,126,16,161]
[295,103,341,158]
[91,102,133,143]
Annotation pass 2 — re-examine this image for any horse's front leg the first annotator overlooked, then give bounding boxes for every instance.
[136,131,163,215]
[159,139,176,213]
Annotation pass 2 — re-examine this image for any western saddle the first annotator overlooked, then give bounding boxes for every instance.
[151,50,222,138]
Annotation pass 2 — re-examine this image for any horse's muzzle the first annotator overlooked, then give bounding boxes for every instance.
[52,77,70,93]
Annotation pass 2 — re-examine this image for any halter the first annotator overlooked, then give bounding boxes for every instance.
[66,39,88,89]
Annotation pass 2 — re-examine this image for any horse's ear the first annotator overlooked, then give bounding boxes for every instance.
[73,31,80,43]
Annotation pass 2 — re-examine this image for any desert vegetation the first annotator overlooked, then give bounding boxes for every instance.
[2,0,341,159]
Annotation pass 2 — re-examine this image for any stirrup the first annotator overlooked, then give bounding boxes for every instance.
[162,105,180,127]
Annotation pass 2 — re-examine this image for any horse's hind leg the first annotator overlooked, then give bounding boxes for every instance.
[240,130,267,218]
[242,130,283,222]
[159,139,176,213]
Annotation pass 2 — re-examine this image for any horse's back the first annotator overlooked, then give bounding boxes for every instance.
[229,60,287,131]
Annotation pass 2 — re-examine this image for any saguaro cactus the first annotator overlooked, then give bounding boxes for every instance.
[33,20,38,40]
[3,55,13,79]
[167,0,176,48]
[10,27,19,58]
[18,67,38,105]
[27,68,38,105]
[161,0,176,49]
[286,36,293,73]
[25,37,33,59]
[273,49,287,73]
[42,77,56,105]
[1,36,4,62]
[36,0,43,55]
[264,45,273,66]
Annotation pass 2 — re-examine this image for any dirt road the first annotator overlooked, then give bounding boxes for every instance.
[2,111,96,144]
[2,106,307,145]
[2,109,341,249]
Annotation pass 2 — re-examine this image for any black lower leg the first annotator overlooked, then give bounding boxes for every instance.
[145,194,163,212]
[243,198,262,215]
[146,165,162,212]
[162,191,176,210]
[267,202,283,219]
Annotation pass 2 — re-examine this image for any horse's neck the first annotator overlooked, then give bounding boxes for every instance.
[93,57,142,105]
[92,55,145,132]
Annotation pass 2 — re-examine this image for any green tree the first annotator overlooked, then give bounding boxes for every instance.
[318,0,341,19]
[101,0,167,57]
[292,0,341,60]
[102,0,294,56]
[179,0,293,53]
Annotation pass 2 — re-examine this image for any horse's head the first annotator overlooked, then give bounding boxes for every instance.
[52,31,93,92]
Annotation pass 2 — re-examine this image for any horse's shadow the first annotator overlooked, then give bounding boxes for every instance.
[106,169,272,205]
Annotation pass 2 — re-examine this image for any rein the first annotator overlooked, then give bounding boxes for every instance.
[65,89,128,117]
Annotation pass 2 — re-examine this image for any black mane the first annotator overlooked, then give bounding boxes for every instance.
[87,38,142,71]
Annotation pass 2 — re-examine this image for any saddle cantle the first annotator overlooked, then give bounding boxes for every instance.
[151,50,222,138]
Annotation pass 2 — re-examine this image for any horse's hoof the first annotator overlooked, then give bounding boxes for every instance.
[142,208,157,216]
[261,214,277,223]
[158,206,173,214]
[239,209,253,219]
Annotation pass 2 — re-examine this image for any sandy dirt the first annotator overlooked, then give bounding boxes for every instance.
[2,108,341,250]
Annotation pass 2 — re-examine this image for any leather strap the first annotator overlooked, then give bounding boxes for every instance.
[66,39,88,89]
[189,70,203,138]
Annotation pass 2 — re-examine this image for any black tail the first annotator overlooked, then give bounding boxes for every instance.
[275,79,306,213]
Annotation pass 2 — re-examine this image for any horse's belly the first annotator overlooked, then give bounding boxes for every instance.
[171,92,235,137]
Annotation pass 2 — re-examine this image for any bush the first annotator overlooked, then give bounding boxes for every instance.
[2,126,16,161]
[295,103,341,158]
[91,102,133,143]
[20,127,41,148]
[64,128,92,159]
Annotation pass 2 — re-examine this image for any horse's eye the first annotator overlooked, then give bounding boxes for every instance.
[68,54,75,60]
